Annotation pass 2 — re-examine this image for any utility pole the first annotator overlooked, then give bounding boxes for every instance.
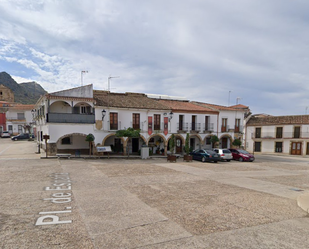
[81,71,88,86]
[228,91,231,106]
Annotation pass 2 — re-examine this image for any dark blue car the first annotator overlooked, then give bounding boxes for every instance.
[11,133,30,141]
[190,149,221,163]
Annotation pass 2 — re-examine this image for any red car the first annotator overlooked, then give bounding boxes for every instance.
[229,149,255,162]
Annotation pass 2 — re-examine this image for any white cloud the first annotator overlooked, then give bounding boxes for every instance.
[1,0,309,115]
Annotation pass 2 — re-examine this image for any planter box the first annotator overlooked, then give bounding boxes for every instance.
[183,155,193,162]
[167,155,177,162]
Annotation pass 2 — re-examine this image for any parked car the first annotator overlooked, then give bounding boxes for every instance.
[213,148,233,162]
[11,133,30,141]
[190,149,221,163]
[0,131,11,138]
[229,148,255,162]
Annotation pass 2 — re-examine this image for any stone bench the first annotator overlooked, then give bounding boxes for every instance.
[56,153,71,159]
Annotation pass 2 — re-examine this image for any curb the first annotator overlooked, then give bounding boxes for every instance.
[297,193,309,213]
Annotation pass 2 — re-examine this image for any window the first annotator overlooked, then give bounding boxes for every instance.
[8,125,13,133]
[61,137,71,144]
[276,127,283,138]
[154,114,160,130]
[191,116,196,131]
[205,116,209,131]
[235,119,241,132]
[294,126,300,138]
[221,118,227,132]
[133,113,140,129]
[18,125,23,134]
[179,115,184,130]
[110,113,118,130]
[255,128,261,138]
[254,141,261,152]
[275,142,282,152]
[17,113,25,120]
[81,106,91,114]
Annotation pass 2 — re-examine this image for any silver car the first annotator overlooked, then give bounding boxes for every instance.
[213,149,233,162]
[0,131,11,138]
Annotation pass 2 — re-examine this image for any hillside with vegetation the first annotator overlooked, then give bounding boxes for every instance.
[0,72,47,104]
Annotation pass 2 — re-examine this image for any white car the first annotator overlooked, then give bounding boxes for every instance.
[213,149,233,162]
[0,131,11,138]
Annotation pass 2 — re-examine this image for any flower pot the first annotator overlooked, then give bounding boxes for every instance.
[183,155,192,162]
[167,154,177,162]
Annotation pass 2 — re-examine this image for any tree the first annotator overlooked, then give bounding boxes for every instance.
[184,133,190,155]
[232,138,242,148]
[210,135,219,148]
[85,133,95,155]
[115,128,140,157]
[169,134,175,155]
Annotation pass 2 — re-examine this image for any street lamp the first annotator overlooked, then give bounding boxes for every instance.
[102,109,106,120]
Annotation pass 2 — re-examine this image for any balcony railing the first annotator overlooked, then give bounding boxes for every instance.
[47,113,95,124]
[6,117,26,121]
[203,123,214,132]
[110,121,122,131]
[177,122,189,132]
[190,122,201,132]
[251,132,309,139]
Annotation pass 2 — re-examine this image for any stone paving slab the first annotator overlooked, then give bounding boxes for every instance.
[1,139,309,248]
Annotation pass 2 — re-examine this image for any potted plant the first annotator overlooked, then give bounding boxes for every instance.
[183,133,192,162]
[85,133,95,155]
[167,134,177,162]
[232,138,242,148]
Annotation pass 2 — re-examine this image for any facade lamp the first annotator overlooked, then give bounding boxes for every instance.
[168,111,174,121]
[102,109,106,120]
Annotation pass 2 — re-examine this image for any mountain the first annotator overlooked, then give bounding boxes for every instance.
[0,72,47,104]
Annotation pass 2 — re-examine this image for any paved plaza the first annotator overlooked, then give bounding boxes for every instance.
[1,139,309,248]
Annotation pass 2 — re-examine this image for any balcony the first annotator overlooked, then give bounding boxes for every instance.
[251,132,309,139]
[6,117,26,122]
[190,122,201,133]
[177,122,189,133]
[203,123,214,133]
[47,113,95,124]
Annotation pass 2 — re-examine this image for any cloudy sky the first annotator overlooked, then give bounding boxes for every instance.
[1,0,309,115]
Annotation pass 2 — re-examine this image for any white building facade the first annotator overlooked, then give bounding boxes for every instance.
[34,85,250,156]
[245,114,309,155]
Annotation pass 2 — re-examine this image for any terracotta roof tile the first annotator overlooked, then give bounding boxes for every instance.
[247,115,309,126]
[155,99,219,114]
[193,102,249,112]
[93,91,170,110]
[9,104,35,110]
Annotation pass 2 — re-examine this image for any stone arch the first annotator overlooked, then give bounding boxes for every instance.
[147,134,167,145]
[202,134,213,145]
[102,133,125,146]
[73,101,93,107]
[219,134,234,148]
[56,133,91,155]
[57,133,87,142]
[188,134,203,143]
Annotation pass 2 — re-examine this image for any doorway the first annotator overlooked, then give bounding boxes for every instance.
[221,137,228,148]
[176,137,182,153]
[132,138,139,153]
[291,142,302,155]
